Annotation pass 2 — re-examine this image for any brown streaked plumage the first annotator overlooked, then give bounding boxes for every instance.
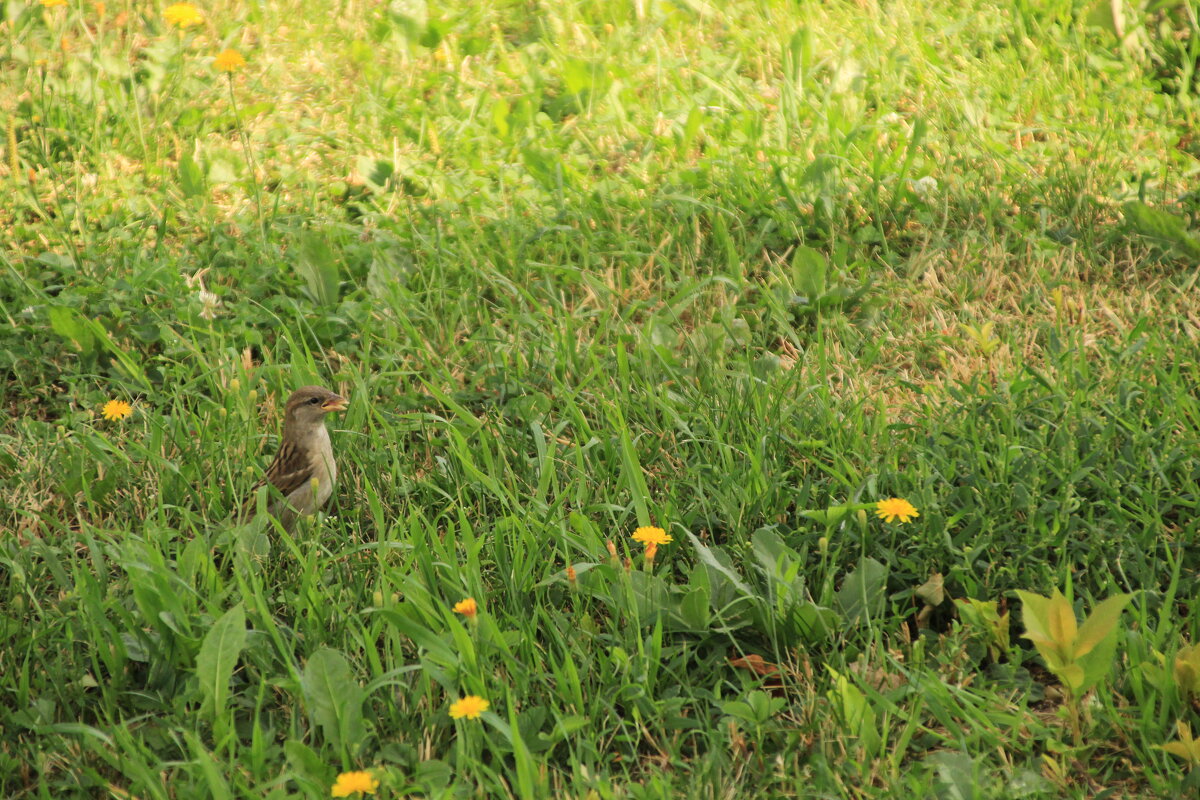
[242,385,348,529]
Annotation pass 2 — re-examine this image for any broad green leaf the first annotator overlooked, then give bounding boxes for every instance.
[284,739,333,784]
[1015,590,1051,642]
[300,648,365,752]
[1174,643,1200,696]
[750,528,797,579]
[1046,590,1077,650]
[676,585,711,630]
[1158,741,1200,765]
[1084,0,1125,40]
[791,245,827,300]
[685,532,754,597]
[1060,663,1086,694]
[827,667,881,756]
[1156,722,1200,765]
[296,234,341,306]
[195,604,246,717]
[506,701,539,799]
[799,505,853,525]
[562,59,595,95]
[626,571,671,619]
[1123,201,1200,258]
[785,27,812,90]
[492,97,510,138]
[1018,590,1074,679]
[522,147,559,191]
[206,158,236,184]
[835,558,888,624]
[47,305,95,355]
[928,751,979,800]
[1076,620,1124,694]
[792,602,838,643]
[954,598,1009,658]
[178,150,204,199]
[1072,593,1130,659]
[388,0,427,41]
[355,156,395,191]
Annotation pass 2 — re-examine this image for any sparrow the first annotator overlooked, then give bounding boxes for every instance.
[242,385,348,530]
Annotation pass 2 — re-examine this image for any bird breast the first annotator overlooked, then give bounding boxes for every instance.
[286,425,337,514]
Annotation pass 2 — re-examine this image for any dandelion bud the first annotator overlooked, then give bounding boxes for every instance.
[818,536,829,556]
[230,378,241,392]
[248,389,257,402]
[623,557,632,572]
[372,591,384,606]
[453,597,478,619]
[606,539,618,558]
[566,565,577,583]
[218,408,227,418]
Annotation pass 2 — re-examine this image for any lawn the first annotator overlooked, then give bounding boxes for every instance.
[2,0,1199,797]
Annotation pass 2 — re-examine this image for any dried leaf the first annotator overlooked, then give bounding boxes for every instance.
[916,572,945,606]
[730,654,780,677]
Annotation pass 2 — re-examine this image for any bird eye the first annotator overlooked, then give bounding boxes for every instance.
[309,397,321,405]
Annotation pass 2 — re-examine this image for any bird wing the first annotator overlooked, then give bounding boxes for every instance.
[241,440,317,518]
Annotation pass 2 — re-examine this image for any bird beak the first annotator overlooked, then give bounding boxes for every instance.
[321,394,349,412]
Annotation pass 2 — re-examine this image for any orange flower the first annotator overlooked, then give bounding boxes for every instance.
[331,770,379,797]
[213,49,246,73]
[163,3,203,28]
[101,399,133,421]
[449,695,489,720]
[875,498,920,524]
[453,598,477,618]
[631,526,671,546]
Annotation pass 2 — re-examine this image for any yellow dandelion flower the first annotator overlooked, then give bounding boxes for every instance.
[453,598,477,618]
[163,3,203,29]
[41,0,67,7]
[213,48,246,73]
[101,399,133,421]
[631,526,672,546]
[875,498,919,524]
[330,770,379,797]
[449,695,489,720]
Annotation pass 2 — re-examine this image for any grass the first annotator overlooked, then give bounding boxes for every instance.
[2,0,1199,797]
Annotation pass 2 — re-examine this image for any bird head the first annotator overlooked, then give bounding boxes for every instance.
[283,385,348,431]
